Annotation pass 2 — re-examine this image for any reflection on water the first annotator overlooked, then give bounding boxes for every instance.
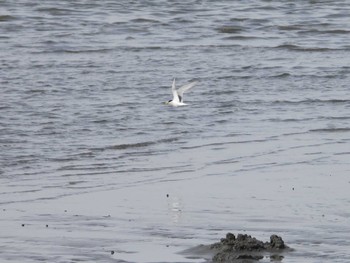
[167,196,183,224]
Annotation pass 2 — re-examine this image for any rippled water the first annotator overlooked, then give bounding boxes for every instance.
[1,1,350,262]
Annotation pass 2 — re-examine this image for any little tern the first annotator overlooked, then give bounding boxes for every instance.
[165,78,198,107]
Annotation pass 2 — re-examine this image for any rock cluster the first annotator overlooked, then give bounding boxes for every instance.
[211,233,288,262]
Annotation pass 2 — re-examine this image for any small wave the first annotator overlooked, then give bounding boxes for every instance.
[274,44,335,52]
[272,98,349,105]
[229,17,249,22]
[334,152,350,156]
[319,116,350,121]
[181,138,269,150]
[217,75,252,80]
[110,21,128,26]
[35,7,81,15]
[278,25,303,31]
[267,117,314,122]
[299,29,350,35]
[309,128,350,133]
[202,88,238,95]
[170,17,194,24]
[217,26,244,34]
[266,71,347,79]
[126,46,163,51]
[63,48,113,54]
[269,73,291,78]
[92,138,178,151]
[0,105,12,110]
[223,35,259,40]
[0,15,16,22]
[181,142,227,150]
[32,48,113,54]
[24,89,46,94]
[92,119,109,124]
[130,18,161,24]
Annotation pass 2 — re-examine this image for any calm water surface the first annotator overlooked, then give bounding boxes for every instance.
[1,1,350,262]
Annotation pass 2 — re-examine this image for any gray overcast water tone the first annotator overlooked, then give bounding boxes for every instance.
[1,1,350,262]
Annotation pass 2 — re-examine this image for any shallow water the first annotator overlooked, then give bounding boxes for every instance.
[1,1,350,262]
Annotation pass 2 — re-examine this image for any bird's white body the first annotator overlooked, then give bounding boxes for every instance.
[167,100,187,107]
[165,79,198,107]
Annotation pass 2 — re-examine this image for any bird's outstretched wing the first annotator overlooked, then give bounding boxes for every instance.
[171,78,180,103]
[177,81,198,103]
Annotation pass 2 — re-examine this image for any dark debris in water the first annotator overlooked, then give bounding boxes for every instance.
[211,233,290,263]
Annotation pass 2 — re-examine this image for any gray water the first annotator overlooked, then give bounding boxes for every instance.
[1,1,350,262]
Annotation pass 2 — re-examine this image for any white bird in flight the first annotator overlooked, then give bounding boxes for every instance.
[165,78,198,107]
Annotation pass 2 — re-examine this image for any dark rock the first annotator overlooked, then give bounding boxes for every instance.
[237,255,264,260]
[269,235,285,249]
[210,233,290,263]
[226,233,235,241]
[270,254,284,261]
